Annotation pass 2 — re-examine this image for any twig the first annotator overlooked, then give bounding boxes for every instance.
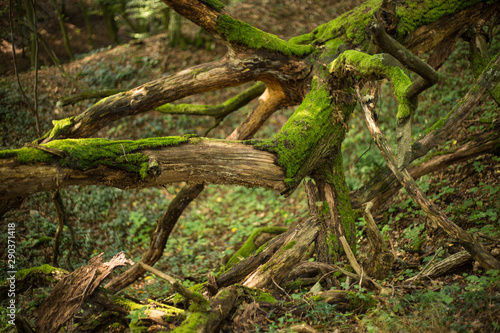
[138,262,209,305]
[120,144,128,162]
[406,246,442,282]
[272,277,290,300]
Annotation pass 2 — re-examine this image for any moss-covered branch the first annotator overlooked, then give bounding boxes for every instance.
[0,136,286,200]
[155,82,265,118]
[39,59,264,142]
[253,74,353,192]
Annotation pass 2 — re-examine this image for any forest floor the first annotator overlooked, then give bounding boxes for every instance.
[0,0,499,332]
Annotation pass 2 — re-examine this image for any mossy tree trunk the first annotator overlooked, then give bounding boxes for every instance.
[3,1,500,329]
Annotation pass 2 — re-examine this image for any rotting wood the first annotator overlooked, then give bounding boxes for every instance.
[35,252,132,333]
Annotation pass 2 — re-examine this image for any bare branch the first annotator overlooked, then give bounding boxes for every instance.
[357,86,500,270]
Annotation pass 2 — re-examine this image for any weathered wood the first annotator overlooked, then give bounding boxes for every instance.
[35,252,131,333]
[362,202,394,279]
[420,251,472,279]
[242,217,320,288]
[106,89,283,293]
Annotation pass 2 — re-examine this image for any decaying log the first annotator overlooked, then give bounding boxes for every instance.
[35,252,132,333]
[409,250,473,281]
[242,217,320,288]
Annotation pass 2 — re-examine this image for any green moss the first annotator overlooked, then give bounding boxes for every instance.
[11,147,56,164]
[281,240,296,251]
[246,289,277,304]
[48,116,77,139]
[115,297,146,311]
[395,0,481,40]
[171,311,210,333]
[331,152,355,252]
[329,50,412,121]
[15,264,66,281]
[283,278,305,290]
[2,136,190,179]
[173,283,206,306]
[199,0,224,11]
[255,76,350,188]
[309,295,324,302]
[224,226,287,270]
[216,15,314,56]
[310,0,379,47]
[147,300,185,316]
[254,242,267,256]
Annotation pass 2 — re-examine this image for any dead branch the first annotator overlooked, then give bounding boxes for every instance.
[357,87,500,270]
[351,52,500,209]
[40,58,265,142]
[35,252,132,333]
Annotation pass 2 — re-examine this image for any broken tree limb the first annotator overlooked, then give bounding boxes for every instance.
[35,252,132,333]
[39,58,266,142]
[357,87,500,270]
[155,82,265,118]
[138,262,210,306]
[242,217,320,289]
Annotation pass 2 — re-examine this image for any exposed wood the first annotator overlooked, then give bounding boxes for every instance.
[242,217,320,289]
[106,86,281,292]
[362,202,394,279]
[40,58,266,142]
[357,87,500,270]
[35,252,132,333]
[323,182,360,274]
[418,250,472,279]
